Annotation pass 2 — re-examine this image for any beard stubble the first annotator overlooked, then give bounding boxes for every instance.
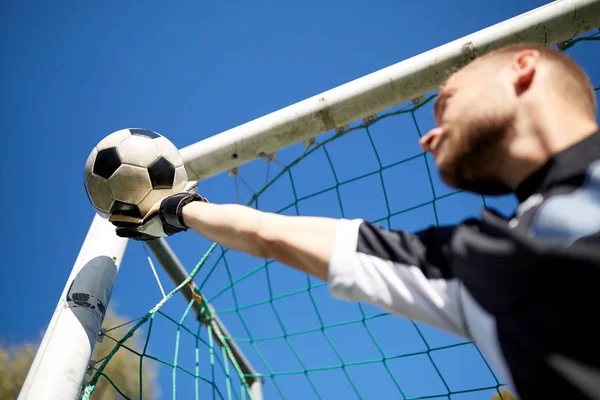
[438,112,515,195]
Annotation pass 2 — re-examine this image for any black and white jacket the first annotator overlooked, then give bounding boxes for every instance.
[328,131,600,399]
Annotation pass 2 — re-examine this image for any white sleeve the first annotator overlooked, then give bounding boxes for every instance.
[328,218,469,339]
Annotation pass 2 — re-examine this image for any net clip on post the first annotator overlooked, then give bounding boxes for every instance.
[412,96,426,106]
[97,328,106,343]
[260,152,277,162]
[86,360,96,375]
[336,125,350,135]
[363,114,377,125]
[304,137,317,149]
[228,166,239,177]
[557,38,574,50]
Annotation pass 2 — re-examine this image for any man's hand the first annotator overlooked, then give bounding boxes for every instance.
[109,182,208,241]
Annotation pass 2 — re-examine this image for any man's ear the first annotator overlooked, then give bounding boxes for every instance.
[514,49,539,95]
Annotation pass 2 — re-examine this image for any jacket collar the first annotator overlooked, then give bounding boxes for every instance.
[515,130,600,202]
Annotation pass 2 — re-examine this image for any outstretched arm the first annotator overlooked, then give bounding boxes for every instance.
[182,200,467,339]
[111,189,467,339]
[181,201,337,281]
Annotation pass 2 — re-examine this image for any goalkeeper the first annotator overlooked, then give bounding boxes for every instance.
[110,43,600,400]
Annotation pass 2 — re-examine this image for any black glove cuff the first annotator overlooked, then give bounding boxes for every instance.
[160,193,207,232]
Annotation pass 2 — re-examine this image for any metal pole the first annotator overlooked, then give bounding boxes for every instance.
[145,239,263,400]
[180,0,600,182]
[18,214,128,400]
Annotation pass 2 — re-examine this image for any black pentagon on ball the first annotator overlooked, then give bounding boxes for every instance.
[148,156,175,189]
[94,147,121,179]
[130,128,161,139]
[110,200,143,219]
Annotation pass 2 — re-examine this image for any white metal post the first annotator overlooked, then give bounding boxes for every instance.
[180,0,600,182]
[18,214,128,400]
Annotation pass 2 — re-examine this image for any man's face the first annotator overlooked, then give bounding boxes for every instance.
[420,57,516,195]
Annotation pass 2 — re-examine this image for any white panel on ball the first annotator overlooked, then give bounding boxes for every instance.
[85,174,114,214]
[117,135,161,167]
[109,164,152,205]
[84,147,97,177]
[155,136,184,168]
[95,129,131,151]
[173,165,188,191]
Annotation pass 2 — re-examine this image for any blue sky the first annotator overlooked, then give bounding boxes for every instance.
[1,1,598,399]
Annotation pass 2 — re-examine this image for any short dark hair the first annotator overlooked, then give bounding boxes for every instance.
[483,42,597,118]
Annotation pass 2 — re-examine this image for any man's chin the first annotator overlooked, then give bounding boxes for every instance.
[440,169,512,196]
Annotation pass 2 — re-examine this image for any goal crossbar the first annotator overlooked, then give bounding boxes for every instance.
[180,0,600,182]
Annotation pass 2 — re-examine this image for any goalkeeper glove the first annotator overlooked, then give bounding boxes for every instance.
[109,181,208,241]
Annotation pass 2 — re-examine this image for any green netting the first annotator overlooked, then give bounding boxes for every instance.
[80,35,599,400]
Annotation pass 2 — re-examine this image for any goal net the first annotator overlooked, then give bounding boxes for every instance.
[75,29,600,400]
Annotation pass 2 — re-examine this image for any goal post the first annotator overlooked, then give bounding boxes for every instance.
[180,0,600,182]
[18,215,128,400]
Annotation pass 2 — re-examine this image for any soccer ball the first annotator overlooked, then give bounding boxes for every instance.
[84,128,188,219]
